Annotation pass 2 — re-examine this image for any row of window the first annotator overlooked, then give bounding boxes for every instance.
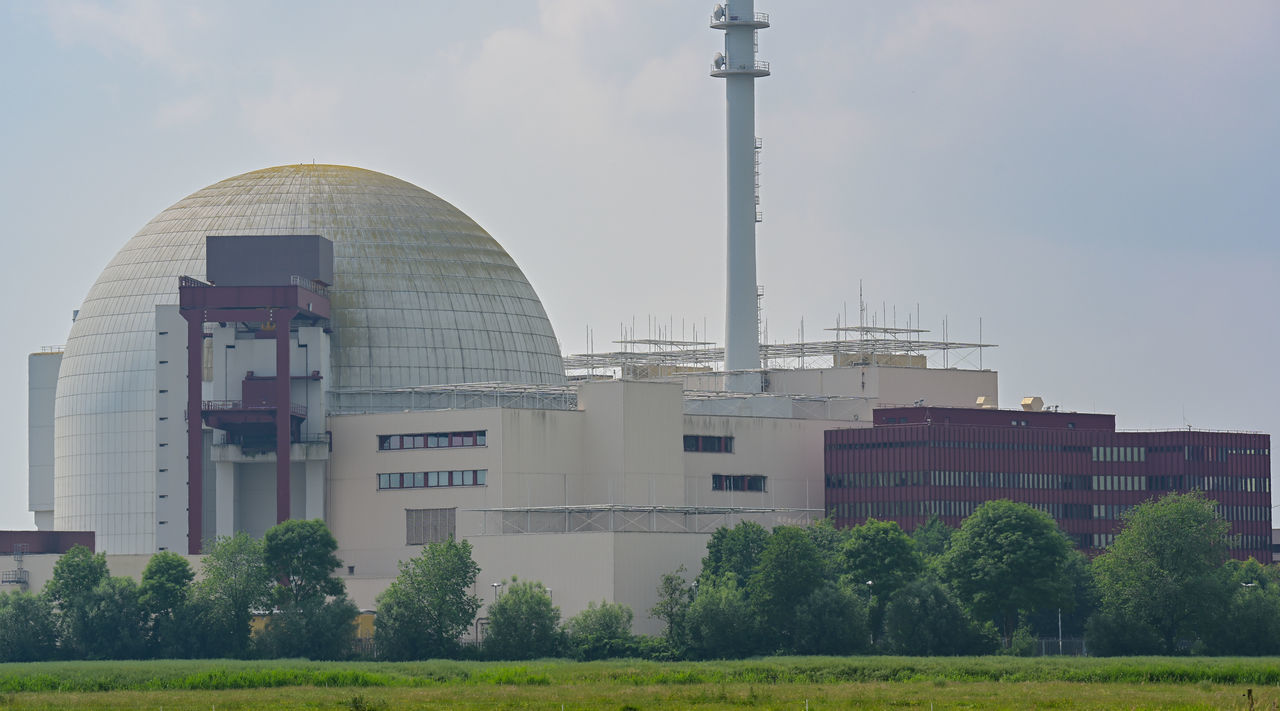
[830,499,1271,525]
[827,470,1270,494]
[828,441,1270,459]
[1091,446,1146,463]
[1092,504,1134,520]
[1093,533,1270,551]
[829,471,1092,490]
[1202,476,1270,493]
[1217,505,1272,522]
[830,440,1093,453]
[712,474,766,492]
[685,435,734,453]
[378,469,487,490]
[1235,535,1271,550]
[378,430,486,451]
[1092,475,1150,492]
[831,500,979,519]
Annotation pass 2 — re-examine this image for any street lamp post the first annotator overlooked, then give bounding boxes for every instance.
[490,581,504,602]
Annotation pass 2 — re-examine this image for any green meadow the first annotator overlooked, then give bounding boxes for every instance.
[0,657,1277,709]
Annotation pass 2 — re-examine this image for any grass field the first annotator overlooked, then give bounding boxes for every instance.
[0,657,1276,710]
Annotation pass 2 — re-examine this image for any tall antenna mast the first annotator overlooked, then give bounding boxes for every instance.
[711,2,769,392]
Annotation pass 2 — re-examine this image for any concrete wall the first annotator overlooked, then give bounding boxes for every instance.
[764,364,997,408]
[340,531,707,637]
[28,351,62,529]
[876,365,998,408]
[154,306,189,552]
[682,413,837,515]
[4,552,206,597]
[327,407,505,579]
[324,379,849,631]
[578,380,684,505]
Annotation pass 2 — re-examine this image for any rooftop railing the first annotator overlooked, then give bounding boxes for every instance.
[202,400,308,418]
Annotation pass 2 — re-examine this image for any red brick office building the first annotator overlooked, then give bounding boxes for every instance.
[825,406,1272,561]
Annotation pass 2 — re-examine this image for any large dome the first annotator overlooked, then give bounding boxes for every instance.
[54,164,565,553]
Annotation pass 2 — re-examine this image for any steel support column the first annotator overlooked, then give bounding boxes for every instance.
[183,312,205,554]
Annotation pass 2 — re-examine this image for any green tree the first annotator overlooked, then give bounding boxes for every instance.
[260,519,357,659]
[699,520,770,585]
[805,517,851,578]
[1084,609,1163,656]
[1204,558,1280,656]
[42,544,108,657]
[1091,491,1231,654]
[565,600,636,660]
[746,525,823,650]
[259,593,360,659]
[685,573,760,659]
[883,579,998,656]
[140,551,195,657]
[263,519,345,602]
[374,538,482,660]
[839,518,924,641]
[911,514,954,558]
[1205,582,1280,655]
[1223,557,1280,588]
[650,567,695,656]
[0,591,58,661]
[792,582,869,655]
[1026,550,1097,638]
[80,576,149,659]
[940,500,1072,645]
[483,578,562,660]
[191,532,272,657]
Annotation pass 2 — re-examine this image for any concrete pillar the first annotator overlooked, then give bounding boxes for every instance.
[273,310,297,524]
[305,460,325,521]
[215,461,236,538]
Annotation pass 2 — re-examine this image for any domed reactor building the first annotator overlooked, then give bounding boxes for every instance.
[37,165,565,554]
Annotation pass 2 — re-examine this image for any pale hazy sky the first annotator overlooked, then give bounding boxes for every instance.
[2,1,1277,530]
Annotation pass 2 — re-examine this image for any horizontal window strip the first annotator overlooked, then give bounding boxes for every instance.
[378,469,487,490]
[379,430,486,451]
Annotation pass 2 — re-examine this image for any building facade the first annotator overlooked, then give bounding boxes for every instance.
[825,406,1272,562]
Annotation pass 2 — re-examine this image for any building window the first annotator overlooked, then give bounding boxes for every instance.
[378,469,487,490]
[406,507,456,545]
[379,430,486,451]
[712,474,766,492]
[202,338,213,382]
[684,435,734,453]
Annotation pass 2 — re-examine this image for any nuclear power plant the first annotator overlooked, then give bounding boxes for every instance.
[13,3,1272,630]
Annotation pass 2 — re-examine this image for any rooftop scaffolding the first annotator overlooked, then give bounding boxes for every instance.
[565,324,996,375]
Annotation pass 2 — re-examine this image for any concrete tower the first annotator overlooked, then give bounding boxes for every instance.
[711,2,769,392]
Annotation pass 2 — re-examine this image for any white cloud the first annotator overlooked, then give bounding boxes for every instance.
[237,63,343,152]
[154,93,211,128]
[43,0,209,76]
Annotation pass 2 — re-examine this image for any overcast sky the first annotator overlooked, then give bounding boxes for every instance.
[1,1,1277,530]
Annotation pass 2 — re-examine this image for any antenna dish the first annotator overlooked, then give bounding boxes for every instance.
[713,52,726,70]
[712,4,726,21]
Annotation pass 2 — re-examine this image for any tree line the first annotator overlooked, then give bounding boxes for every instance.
[2,491,1276,661]
[648,490,1280,658]
[0,519,358,661]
